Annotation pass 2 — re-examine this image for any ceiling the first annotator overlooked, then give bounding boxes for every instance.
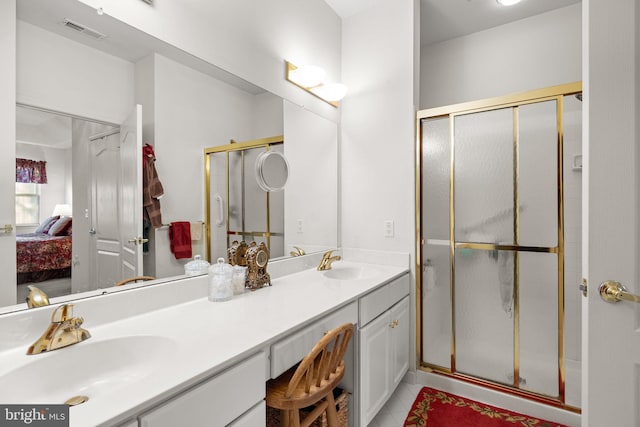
[323,0,581,46]
[16,0,581,147]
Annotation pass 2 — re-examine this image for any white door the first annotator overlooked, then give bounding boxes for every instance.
[90,105,142,288]
[583,0,639,425]
[118,105,143,280]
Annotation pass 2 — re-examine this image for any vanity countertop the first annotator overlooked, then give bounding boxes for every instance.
[0,260,409,427]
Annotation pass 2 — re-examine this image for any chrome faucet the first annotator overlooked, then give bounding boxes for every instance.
[317,250,341,271]
[26,304,91,355]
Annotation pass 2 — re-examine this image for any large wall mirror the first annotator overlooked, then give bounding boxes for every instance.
[5,0,338,313]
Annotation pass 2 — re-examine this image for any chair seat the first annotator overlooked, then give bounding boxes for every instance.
[265,323,353,427]
[266,361,345,410]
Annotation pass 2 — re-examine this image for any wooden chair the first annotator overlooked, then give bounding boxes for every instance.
[266,323,353,427]
[114,275,156,287]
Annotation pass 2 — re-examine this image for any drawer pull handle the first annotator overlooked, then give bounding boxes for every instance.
[389,320,399,328]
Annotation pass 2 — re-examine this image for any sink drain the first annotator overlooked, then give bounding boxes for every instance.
[65,395,89,406]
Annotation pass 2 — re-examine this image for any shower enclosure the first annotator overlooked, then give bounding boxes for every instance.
[204,136,285,262]
[416,82,582,410]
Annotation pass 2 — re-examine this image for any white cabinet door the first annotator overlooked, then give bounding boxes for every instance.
[227,401,265,427]
[391,296,410,388]
[360,310,391,426]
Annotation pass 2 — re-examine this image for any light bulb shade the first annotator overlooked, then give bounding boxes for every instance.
[288,64,326,88]
[496,0,522,5]
[52,204,72,217]
[310,83,348,102]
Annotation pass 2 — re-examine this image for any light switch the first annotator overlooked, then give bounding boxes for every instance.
[384,220,394,237]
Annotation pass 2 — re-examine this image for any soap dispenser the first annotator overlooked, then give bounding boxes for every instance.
[208,257,233,302]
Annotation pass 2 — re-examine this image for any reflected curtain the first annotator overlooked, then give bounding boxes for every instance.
[16,158,47,184]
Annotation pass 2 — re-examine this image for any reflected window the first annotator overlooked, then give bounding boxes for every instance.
[15,182,40,225]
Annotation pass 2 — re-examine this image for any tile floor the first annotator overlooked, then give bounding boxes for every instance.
[367,381,424,426]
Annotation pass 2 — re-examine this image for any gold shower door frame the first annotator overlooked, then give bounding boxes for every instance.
[204,135,284,261]
[415,82,581,411]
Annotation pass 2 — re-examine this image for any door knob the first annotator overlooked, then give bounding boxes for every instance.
[89,228,96,235]
[128,237,149,245]
[599,280,640,304]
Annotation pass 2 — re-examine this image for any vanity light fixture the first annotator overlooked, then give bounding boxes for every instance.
[288,64,326,87]
[496,0,523,5]
[310,83,348,103]
[285,61,347,108]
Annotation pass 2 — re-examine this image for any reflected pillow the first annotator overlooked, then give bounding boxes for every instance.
[48,216,72,236]
[35,216,60,234]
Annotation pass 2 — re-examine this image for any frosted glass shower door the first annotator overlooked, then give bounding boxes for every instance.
[453,101,561,396]
[418,83,580,407]
[454,108,515,385]
[421,117,452,370]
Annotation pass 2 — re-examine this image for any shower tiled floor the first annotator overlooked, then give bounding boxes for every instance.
[367,381,424,426]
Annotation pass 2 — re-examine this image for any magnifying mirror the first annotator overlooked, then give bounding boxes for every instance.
[255,151,290,192]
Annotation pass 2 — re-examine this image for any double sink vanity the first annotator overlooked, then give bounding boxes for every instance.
[0,250,410,426]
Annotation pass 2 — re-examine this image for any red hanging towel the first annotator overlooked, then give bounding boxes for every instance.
[169,221,192,259]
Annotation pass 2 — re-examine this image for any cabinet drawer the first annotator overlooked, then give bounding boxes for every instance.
[359,274,410,327]
[228,401,265,426]
[270,301,357,378]
[139,352,265,427]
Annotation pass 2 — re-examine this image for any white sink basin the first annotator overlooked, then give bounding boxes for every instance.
[0,335,175,404]
[322,263,379,281]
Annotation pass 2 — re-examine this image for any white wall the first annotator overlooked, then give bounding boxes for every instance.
[283,101,338,254]
[77,0,342,123]
[0,0,17,307]
[16,20,134,124]
[341,0,419,378]
[15,143,72,226]
[420,4,582,109]
[341,0,418,254]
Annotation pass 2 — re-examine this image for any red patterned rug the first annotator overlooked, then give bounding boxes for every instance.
[404,387,567,427]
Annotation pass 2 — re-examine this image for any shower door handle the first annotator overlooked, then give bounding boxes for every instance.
[599,280,640,304]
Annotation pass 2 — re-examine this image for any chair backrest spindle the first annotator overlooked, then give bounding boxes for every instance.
[284,323,354,399]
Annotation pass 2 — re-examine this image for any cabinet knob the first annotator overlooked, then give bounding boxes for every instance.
[389,319,399,328]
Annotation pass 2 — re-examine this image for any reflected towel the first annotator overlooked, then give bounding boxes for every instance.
[498,250,514,317]
[190,222,203,241]
[424,261,436,292]
[169,221,192,259]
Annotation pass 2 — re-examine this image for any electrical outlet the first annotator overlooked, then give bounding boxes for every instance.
[297,219,304,233]
[384,220,394,237]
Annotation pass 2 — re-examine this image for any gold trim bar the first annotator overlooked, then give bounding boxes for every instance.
[417,82,581,119]
[454,242,558,253]
[227,231,284,237]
